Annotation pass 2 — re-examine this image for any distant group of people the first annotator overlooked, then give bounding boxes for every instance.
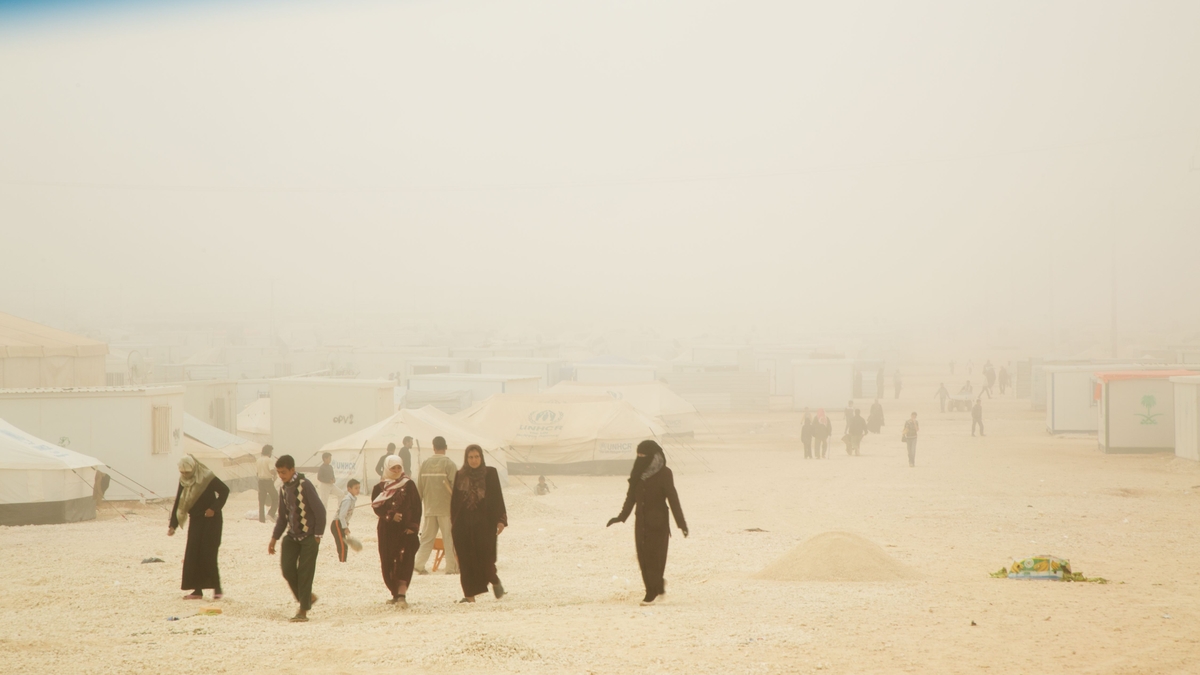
[167,437,685,620]
[799,397,888,459]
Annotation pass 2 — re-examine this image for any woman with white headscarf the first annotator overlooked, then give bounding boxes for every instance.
[371,455,422,607]
[168,455,230,600]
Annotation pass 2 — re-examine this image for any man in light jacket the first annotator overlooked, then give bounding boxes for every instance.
[413,436,459,575]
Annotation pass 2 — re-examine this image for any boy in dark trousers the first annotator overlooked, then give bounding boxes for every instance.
[268,455,326,622]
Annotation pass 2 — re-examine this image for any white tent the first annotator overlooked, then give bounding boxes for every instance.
[183,413,260,492]
[237,397,271,444]
[0,418,104,526]
[456,393,663,475]
[545,381,698,436]
[321,406,508,487]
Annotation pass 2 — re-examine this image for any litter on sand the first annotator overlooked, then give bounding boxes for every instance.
[988,556,1108,583]
[141,557,164,564]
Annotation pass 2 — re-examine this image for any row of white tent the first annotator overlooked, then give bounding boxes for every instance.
[2,381,700,526]
[320,381,700,482]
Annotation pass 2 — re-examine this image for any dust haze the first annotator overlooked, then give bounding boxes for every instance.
[1,0,1197,351]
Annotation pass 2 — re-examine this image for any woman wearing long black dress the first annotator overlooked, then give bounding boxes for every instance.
[168,455,229,600]
[607,440,688,606]
[451,444,508,603]
[371,455,422,608]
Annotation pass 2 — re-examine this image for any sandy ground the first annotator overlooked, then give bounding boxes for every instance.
[3,373,1200,674]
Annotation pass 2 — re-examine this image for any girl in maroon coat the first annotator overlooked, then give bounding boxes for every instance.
[607,440,688,605]
[371,455,422,607]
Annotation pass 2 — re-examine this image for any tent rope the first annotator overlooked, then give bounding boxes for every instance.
[69,468,128,521]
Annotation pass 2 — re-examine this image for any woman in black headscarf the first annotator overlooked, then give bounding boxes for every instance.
[168,455,229,600]
[451,444,508,603]
[606,440,688,605]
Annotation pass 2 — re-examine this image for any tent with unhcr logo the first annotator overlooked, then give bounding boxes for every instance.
[455,393,664,475]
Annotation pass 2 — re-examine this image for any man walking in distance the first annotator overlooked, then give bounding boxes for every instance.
[893,369,903,399]
[935,383,950,413]
[256,445,278,523]
[902,412,919,467]
[972,398,985,437]
[399,436,414,475]
[268,455,326,622]
[413,436,459,575]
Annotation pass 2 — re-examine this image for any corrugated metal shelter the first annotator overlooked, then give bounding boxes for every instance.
[0,312,107,388]
[0,386,185,500]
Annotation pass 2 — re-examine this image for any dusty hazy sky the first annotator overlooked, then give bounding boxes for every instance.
[1,0,1198,344]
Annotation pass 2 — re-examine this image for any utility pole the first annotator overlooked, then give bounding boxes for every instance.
[1110,242,1118,359]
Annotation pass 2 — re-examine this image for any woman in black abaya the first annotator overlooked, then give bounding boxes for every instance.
[607,440,688,606]
[451,445,508,603]
[168,455,229,600]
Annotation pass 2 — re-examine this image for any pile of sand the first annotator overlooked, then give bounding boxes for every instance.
[755,531,922,582]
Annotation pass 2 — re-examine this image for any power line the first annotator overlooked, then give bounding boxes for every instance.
[0,131,1176,195]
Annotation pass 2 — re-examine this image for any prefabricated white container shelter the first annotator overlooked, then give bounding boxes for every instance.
[1044,364,1173,434]
[451,346,537,359]
[402,357,473,384]
[573,363,658,384]
[1171,375,1200,461]
[753,346,819,396]
[0,417,105,526]
[183,413,260,492]
[1096,370,1194,453]
[269,378,395,463]
[792,360,855,410]
[408,373,541,404]
[0,386,185,501]
[180,380,239,434]
[690,346,754,371]
[478,357,566,389]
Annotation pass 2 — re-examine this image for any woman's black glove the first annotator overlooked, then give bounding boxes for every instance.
[606,517,622,527]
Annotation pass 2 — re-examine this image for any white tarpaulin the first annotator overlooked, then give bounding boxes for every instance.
[545,381,698,436]
[321,406,508,486]
[455,393,663,474]
[237,397,271,444]
[183,413,260,492]
[0,417,103,525]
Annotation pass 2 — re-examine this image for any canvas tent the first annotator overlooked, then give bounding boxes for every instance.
[320,406,507,487]
[546,380,699,437]
[0,418,104,526]
[237,397,271,444]
[456,393,663,475]
[1096,371,1194,453]
[183,413,260,492]
[0,312,107,388]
